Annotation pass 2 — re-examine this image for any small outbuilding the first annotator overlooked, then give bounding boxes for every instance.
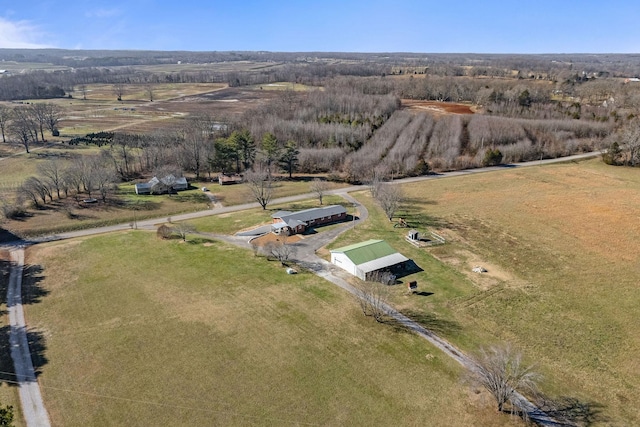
[218,174,243,185]
[330,239,410,281]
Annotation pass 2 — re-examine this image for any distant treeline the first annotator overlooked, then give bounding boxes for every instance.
[2,49,640,101]
[3,49,640,76]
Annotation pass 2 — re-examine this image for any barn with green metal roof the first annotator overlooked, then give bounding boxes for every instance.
[330,239,410,281]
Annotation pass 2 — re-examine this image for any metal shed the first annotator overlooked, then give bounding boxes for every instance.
[330,239,409,280]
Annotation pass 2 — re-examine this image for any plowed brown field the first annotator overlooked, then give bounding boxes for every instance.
[401,99,475,115]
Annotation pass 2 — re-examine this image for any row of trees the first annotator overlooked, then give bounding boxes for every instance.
[2,155,117,218]
[67,120,302,184]
[336,108,610,182]
[0,103,62,152]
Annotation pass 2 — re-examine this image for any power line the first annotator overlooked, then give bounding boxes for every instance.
[0,372,320,426]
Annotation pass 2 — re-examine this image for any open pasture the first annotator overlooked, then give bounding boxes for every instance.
[50,83,282,135]
[20,232,517,426]
[345,159,640,425]
[130,60,288,74]
[53,83,228,136]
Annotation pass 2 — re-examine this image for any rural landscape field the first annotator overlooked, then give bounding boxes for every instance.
[1,47,640,427]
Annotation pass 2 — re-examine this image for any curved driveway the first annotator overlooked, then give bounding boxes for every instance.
[5,152,597,425]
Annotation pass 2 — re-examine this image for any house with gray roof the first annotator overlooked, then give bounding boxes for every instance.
[135,175,188,195]
[271,205,347,235]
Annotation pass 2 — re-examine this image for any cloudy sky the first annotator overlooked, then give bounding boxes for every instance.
[2,1,639,53]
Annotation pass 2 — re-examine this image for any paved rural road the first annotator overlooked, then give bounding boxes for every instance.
[27,150,602,244]
[7,248,51,427]
[6,151,598,425]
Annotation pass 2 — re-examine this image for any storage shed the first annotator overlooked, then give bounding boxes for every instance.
[330,239,410,281]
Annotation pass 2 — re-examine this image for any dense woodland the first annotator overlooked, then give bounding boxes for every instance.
[2,50,640,214]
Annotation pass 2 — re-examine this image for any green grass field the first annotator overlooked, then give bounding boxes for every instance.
[22,233,516,426]
[333,159,640,425]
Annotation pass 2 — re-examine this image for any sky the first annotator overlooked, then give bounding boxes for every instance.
[1,1,639,53]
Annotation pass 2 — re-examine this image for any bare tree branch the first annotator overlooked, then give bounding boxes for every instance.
[309,178,329,205]
[470,344,540,414]
[244,170,273,210]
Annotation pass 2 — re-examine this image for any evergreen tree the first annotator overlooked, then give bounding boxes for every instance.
[279,140,299,178]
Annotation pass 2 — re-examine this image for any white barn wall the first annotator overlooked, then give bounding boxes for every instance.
[330,253,359,278]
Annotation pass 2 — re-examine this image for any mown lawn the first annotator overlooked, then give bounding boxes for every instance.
[24,232,517,426]
[338,159,640,426]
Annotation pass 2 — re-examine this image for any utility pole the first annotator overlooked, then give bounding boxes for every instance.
[352,202,357,229]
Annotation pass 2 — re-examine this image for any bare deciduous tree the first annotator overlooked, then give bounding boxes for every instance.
[244,170,273,210]
[43,103,62,136]
[310,178,329,205]
[10,107,38,152]
[471,344,540,414]
[180,115,215,179]
[265,237,296,265]
[173,222,196,241]
[618,119,640,166]
[29,103,48,141]
[63,161,85,197]
[145,84,154,102]
[353,278,390,322]
[367,169,385,199]
[156,224,173,239]
[78,84,88,100]
[93,162,117,202]
[38,159,64,199]
[376,183,403,221]
[113,83,126,101]
[19,177,50,206]
[0,105,11,143]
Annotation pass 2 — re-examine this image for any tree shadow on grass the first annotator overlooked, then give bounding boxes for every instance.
[397,198,451,229]
[26,328,48,379]
[0,258,49,385]
[0,228,24,242]
[384,309,462,336]
[0,325,16,384]
[533,396,609,426]
[22,264,48,305]
[0,259,10,317]
[0,326,48,383]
